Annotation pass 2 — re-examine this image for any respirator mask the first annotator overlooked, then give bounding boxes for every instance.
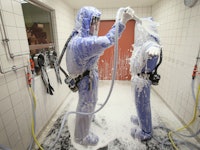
[64,76,78,92]
[149,48,162,85]
[149,71,161,85]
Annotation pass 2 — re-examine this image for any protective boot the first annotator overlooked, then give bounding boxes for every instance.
[130,115,139,126]
[75,132,99,146]
[74,113,99,146]
[131,83,152,141]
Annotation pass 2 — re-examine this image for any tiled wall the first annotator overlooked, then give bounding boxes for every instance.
[75,6,152,20]
[152,0,200,139]
[0,0,74,149]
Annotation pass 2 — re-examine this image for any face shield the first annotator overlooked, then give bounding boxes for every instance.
[89,16,100,36]
[74,7,101,37]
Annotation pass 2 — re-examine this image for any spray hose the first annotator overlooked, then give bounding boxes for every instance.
[24,65,44,150]
[29,87,44,150]
[168,83,200,150]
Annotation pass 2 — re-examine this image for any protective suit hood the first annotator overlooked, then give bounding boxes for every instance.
[75,6,101,37]
[135,17,160,45]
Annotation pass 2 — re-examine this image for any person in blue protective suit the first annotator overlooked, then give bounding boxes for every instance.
[129,17,162,141]
[66,6,134,146]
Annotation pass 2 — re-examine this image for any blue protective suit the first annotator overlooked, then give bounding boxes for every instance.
[66,6,125,145]
[130,17,161,141]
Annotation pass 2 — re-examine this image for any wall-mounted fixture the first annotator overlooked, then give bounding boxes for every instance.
[0,10,29,58]
[0,64,28,74]
[184,0,198,7]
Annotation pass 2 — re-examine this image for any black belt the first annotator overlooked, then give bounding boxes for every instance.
[65,70,90,92]
[75,70,90,84]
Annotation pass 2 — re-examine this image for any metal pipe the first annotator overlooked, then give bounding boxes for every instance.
[0,10,14,58]
[12,52,30,57]
[0,64,28,74]
[0,10,30,58]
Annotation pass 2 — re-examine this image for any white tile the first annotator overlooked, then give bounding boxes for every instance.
[16,114,31,147]
[5,26,19,40]
[19,39,29,52]
[12,0,23,15]
[0,0,13,12]
[8,130,21,148]
[2,11,16,26]
[0,74,6,86]
[17,27,26,40]
[5,118,18,137]
[0,96,12,115]
[10,91,21,106]
[22,132,31,149]
[0,116,4,130]
[0,129,10,147]
[7,79,18,95]
[13,57,24,67]
[0,84,9,101]
[191,4,199,17]
[9,39,21,54]
[16,68,26,79]
[14,14,25,28]
[14,140,25,150]
[16,113,30,136]
[0,55,14,70]
[1,108,15,126]
[13,101,24,117]
[5,71,17,82]
[20,88,32,113]
[0,41,6,56]
[17,76,26,90]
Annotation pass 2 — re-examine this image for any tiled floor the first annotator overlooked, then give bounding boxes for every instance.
[37,80,200,150]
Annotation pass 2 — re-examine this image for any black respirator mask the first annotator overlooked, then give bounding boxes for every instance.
[140,49,162,85]
[149,71,161,85]
[149,49,162,85]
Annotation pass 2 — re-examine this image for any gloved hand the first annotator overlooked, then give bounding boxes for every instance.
[146,46,160,56]
[120,7,134,25]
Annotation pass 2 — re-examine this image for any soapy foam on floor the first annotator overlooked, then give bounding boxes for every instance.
[39,81,199,150]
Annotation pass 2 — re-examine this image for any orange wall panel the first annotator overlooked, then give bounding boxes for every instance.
[98,20,135,80]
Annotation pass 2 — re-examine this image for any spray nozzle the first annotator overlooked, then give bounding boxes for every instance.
[124,7,142,23]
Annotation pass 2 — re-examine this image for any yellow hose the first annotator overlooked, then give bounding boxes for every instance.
[29,87,44,150]
[168,84,200,150]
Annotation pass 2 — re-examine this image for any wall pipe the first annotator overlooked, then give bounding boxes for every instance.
[0,10,29,58]
[0,64,28,74]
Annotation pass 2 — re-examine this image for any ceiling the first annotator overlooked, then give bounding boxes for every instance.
[66,0,160,9]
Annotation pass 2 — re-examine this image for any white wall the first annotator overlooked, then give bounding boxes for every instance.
[152,0,200,139]
[0,0,74,149]
[75,6,152,20]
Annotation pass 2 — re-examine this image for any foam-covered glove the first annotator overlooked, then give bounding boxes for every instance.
[120,7,134,25]
[146,46,160,56]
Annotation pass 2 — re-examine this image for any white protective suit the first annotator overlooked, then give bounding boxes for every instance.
[130,17,161,141]
[66,6,132,146]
